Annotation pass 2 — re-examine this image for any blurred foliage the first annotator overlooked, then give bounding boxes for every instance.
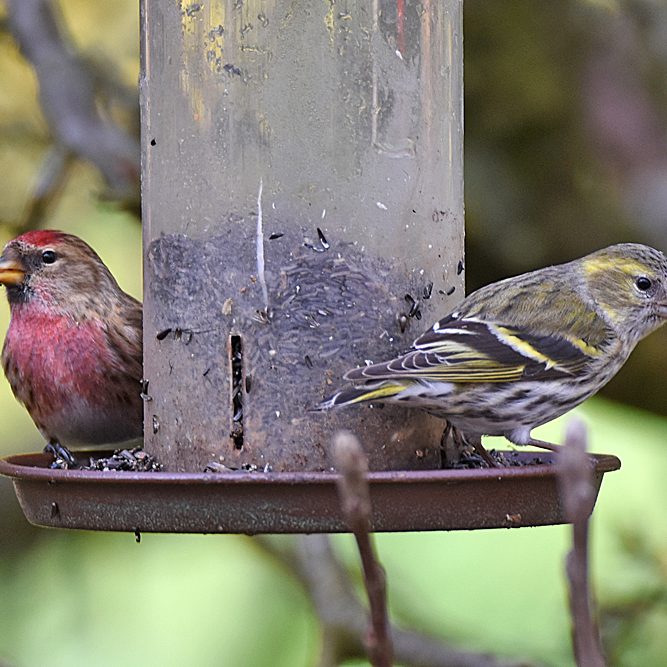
[0,1,667,666]
[600,525,667,665]
[464,0,667,414]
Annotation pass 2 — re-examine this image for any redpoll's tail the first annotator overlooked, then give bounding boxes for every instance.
[314,382,405,410]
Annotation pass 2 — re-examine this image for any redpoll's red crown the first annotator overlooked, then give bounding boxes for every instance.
[13,230,70,248]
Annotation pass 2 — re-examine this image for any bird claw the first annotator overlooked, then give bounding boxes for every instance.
[44,441,77,468]
[470,440,499,468]
[441,423,500,468]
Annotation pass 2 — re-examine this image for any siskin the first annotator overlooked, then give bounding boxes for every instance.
[317,244,667,455]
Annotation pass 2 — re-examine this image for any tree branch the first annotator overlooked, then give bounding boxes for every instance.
[333,430,392,666]
[558,419,606,667]
[254,535,534,667]
[7,0,139,201]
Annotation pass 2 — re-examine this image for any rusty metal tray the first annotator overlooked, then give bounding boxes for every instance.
[0,450,621,534]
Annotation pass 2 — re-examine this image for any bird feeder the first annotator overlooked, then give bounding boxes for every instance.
[0,0,620,533]
[142,0,464,474]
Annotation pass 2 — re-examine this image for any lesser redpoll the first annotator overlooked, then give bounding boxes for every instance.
[0,230,143,463]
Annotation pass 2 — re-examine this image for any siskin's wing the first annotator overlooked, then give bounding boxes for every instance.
[345,315,607,384]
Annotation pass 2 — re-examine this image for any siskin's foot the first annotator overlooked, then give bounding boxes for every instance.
[443,424,499,468]
[464,434,499,468]
[522,437,560,452]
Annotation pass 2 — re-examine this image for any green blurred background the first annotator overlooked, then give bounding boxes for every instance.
[1,1,666,666]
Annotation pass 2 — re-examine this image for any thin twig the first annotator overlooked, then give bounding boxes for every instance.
[253,535,534,667]
[558,419,606,667]
[334,430,392,666]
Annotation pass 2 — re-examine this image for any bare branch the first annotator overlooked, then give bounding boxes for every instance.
[6,0,139,200]
[558,419,606,667]
[254,535,535,667]
[334,430,392,667]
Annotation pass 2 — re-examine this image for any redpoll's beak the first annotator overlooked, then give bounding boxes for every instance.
[0,258,25,286]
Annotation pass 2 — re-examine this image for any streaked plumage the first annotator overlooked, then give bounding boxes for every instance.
[317,244,667,452]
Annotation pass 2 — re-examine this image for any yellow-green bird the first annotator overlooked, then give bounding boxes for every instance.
[317,244,667,453]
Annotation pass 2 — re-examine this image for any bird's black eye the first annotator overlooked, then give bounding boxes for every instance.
[41,250,57,264]
[635,276,652,292]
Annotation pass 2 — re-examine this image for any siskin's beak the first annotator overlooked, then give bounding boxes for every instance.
[658,304,667,319]
[0,257,25,286]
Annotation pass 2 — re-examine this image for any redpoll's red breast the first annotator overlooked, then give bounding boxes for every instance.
[317,244,667,452]
[0,230,143,451]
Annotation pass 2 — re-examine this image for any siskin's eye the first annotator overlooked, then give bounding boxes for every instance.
[635,276,652,292]
[41,250,57,265]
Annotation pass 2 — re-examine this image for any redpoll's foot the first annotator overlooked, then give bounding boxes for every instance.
[44,440,77,468]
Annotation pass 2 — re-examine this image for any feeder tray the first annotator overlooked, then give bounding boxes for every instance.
[0,450,620,534]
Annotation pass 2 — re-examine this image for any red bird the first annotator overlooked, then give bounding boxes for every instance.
[0,230,143,463]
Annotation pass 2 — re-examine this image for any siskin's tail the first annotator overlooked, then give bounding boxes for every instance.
[314,382,405,410]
